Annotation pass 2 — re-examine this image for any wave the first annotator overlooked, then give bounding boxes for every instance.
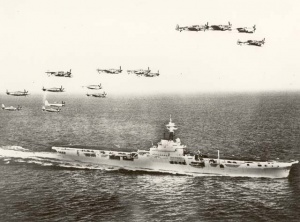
[1,146,29,151]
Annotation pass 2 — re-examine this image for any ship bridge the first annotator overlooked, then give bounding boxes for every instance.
[149,117,186,157]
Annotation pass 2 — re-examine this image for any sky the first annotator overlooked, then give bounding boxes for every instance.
[0,0,300,95]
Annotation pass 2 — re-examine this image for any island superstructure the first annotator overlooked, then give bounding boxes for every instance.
[52,117,298,178]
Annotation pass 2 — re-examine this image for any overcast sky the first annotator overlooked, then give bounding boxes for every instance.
[1,0,300,95]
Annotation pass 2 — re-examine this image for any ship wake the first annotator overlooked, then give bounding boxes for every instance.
[0,146,121,171]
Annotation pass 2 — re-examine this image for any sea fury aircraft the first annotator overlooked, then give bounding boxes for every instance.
[97,66,122,74]
[236,25,256,34]
[2,104,22,111]
[42,106,61,113]
[237,38,265,47]
[209,22,232,31]
[127,67,151,76]
[175,23,209,32]
[45,69,72,78]
[144,70,160,77]
[6,89,29,96]
[83,84,102,90]
[86,92,107,98]
[45,100,65,107]
[42,86,65,92]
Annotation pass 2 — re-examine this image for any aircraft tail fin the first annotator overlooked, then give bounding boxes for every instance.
[204,22,209,31]
[2,104,5,109]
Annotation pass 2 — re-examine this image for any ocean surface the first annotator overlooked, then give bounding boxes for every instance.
[0,92,300,222]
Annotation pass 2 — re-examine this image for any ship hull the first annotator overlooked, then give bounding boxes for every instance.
[52,147,298,178]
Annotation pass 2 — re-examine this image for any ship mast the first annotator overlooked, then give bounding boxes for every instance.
[166,115,178,141]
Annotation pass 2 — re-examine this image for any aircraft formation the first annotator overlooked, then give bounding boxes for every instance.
[3,21,267,113]
[176,22,265,47]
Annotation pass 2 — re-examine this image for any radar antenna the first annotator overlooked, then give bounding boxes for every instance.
[166,115,177,140]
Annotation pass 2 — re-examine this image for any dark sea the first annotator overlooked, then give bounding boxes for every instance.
[0,92,300,222]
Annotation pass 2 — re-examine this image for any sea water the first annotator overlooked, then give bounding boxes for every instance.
[0,93,300,221]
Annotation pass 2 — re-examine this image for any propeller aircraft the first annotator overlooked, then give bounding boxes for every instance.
[175,23,209,32]
[45,100,65,107]
[144,70,160,77]
[127,67,151,76]
[46,69,72,78]
[86,92,107,98]
[6,89,29,96]
[42,106,61,113]
[83,84,102,90]
[97,66,122,74]
[209,22,232,31]
[237,38,265,47]
[236,25,256,34]
[2,104,22,111]
[42,86,65,92]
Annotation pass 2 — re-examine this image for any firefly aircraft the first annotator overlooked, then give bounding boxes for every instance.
[236,25,256,34]
[86,92,107,98]
[45,100,65,107]
[42,106,61,113]
[127,67,151,76]
[97,66,122,74]
[144,70,160,77]
[175,23,209,32]
[46,69,72,78]
[237,38,265,47]
[2,104,22,111]
[83,84,102,90]
[42,86,65,92]
[6,89,29,96]
[209,22,232,31]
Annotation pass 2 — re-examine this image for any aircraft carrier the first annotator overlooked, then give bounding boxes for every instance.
[52,117,298,178]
